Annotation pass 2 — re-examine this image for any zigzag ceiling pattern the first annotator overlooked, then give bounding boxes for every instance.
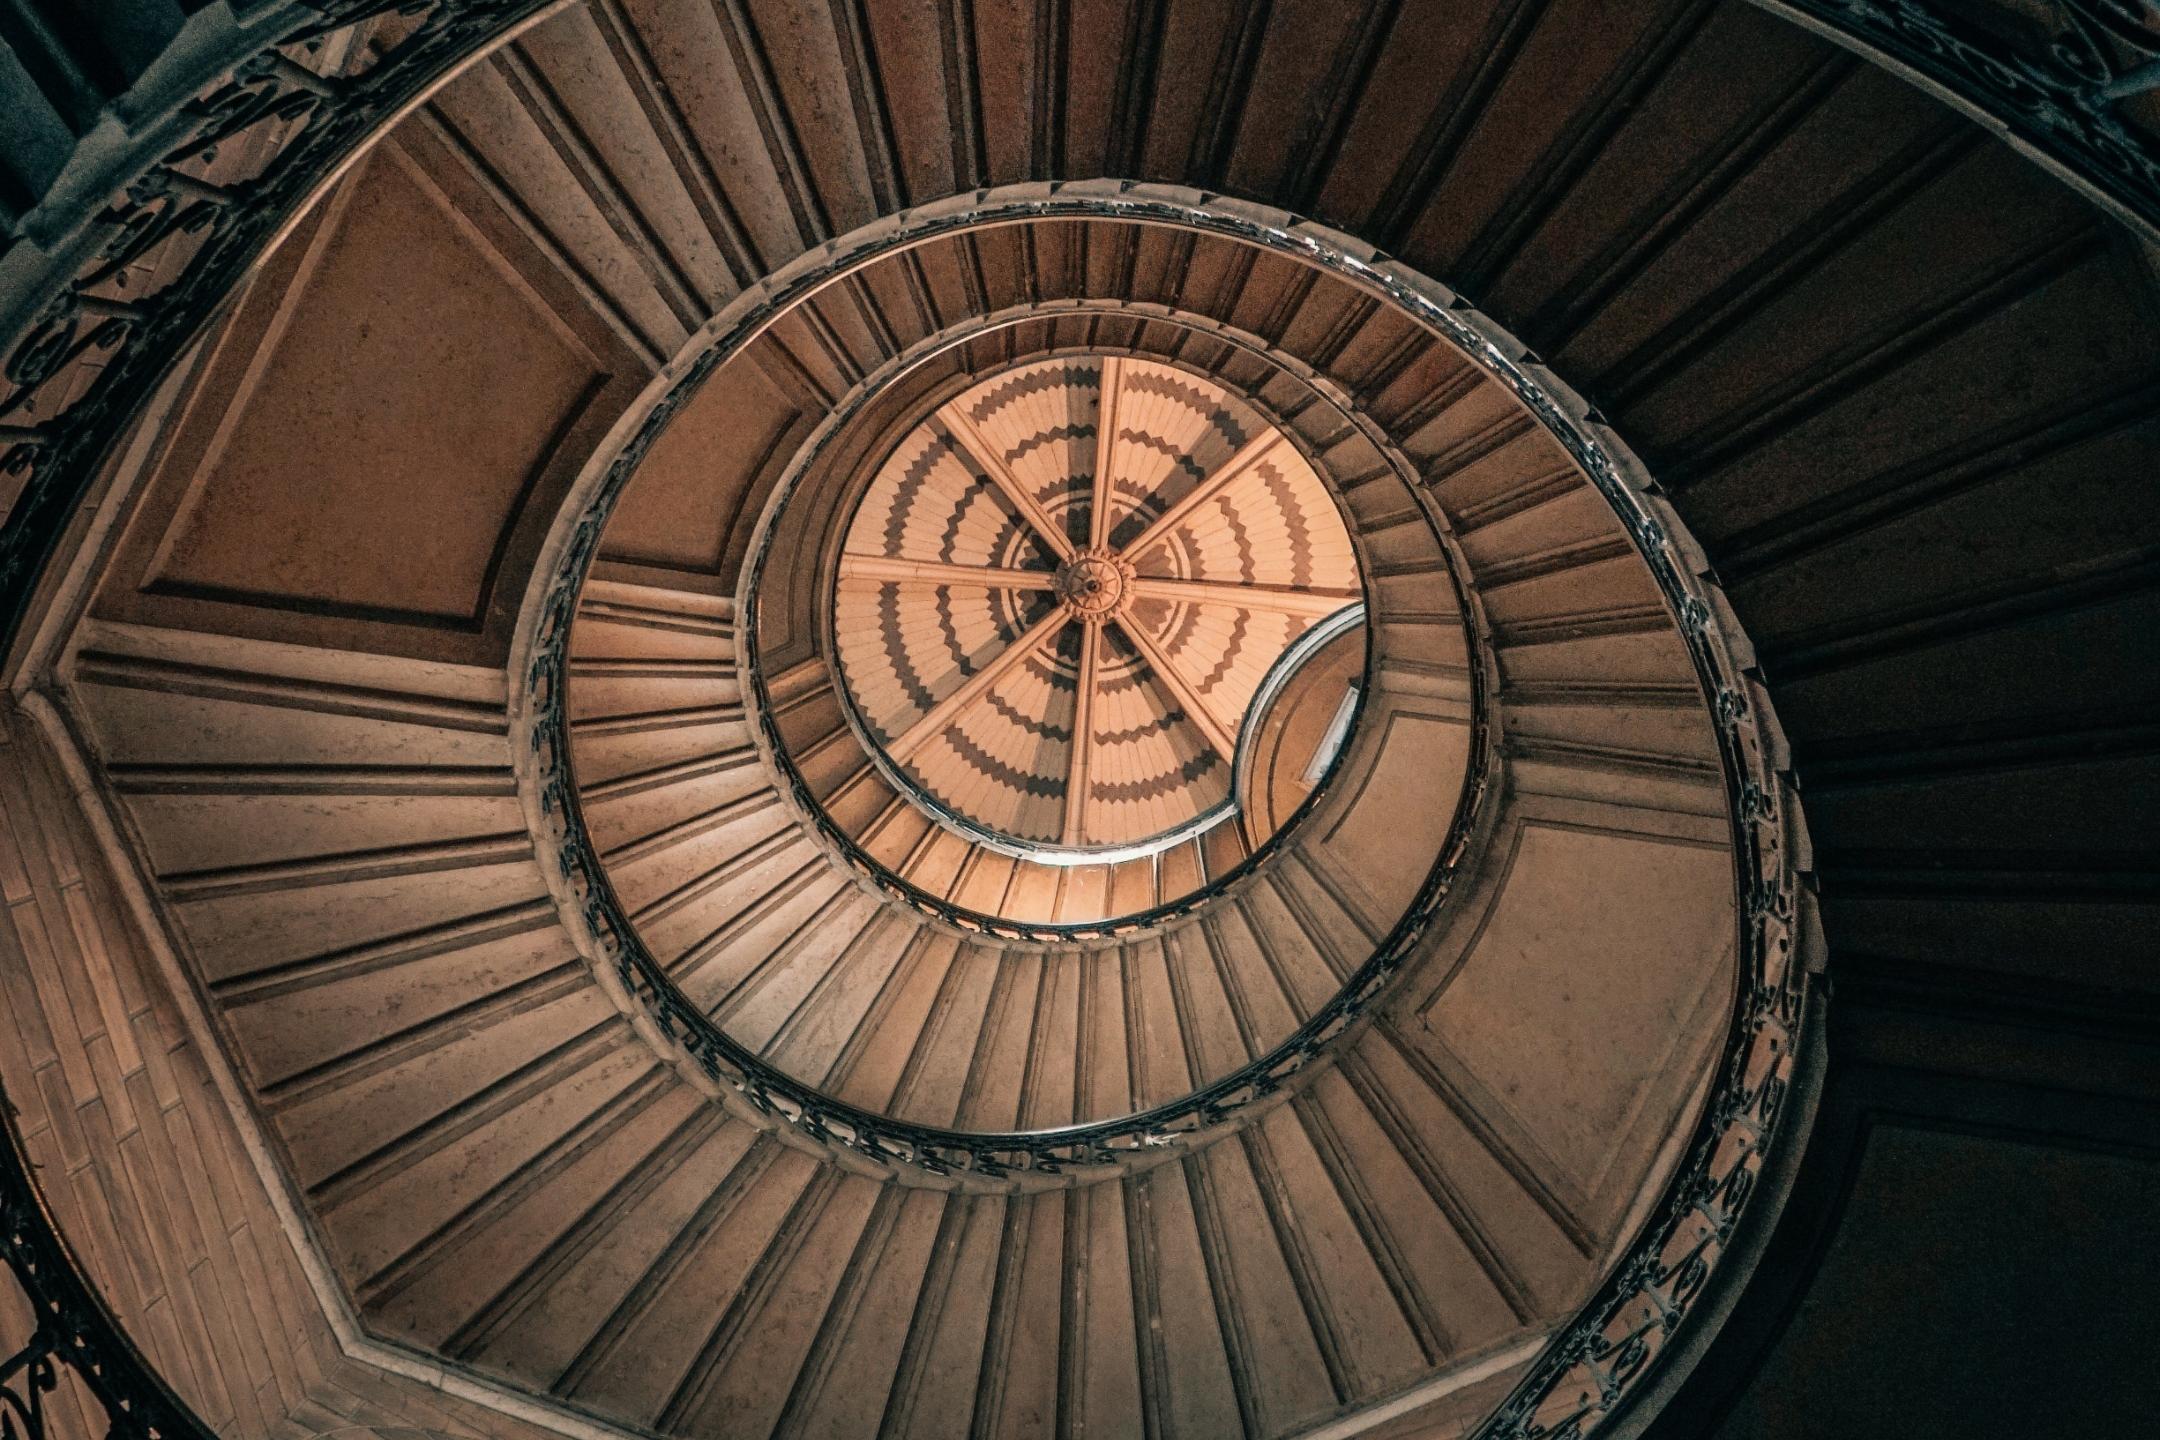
[834,357,1359,853]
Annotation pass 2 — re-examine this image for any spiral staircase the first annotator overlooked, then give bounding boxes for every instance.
[1,4,2155,1440]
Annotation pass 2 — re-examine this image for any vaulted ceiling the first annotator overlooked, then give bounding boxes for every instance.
[0,3,2154,1440]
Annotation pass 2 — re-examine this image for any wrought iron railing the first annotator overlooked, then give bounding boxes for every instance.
[1760,0,2160,240]
[0,0,560,654]
[3,1078,220,1440]
[14,0,2150,1435]
[517,182,1810,1432]
[522,292,1495,1172]
[0,10,573,1440]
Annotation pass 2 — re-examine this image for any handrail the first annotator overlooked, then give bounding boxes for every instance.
[1755,0,2160,244]
[526,301,1492,1176]
[0,7,561,1440]
[21,0,2153,1434]
[2,1077,219,1440]
[1228,600,1368,814]
[511,181,1806,1438]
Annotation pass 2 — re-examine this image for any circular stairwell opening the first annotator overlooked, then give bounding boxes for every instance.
[546,239,1489,937]
[513,185,1794,1197]
[515,194,1541,1158]
[0,23,1821,1411]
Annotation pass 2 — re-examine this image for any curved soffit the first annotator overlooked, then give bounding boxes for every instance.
[25,0,2082,1433]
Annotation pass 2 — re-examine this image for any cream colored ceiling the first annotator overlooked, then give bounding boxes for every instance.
[833,357,1360,852]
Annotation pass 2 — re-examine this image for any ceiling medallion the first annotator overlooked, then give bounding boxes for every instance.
[1054,548,1132,619]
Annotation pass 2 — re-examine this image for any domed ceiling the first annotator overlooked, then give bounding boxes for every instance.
[12,0,2156,1435]
[833,357,1361,858]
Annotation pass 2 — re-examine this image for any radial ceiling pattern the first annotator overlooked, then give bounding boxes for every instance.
[834,357,1361,854]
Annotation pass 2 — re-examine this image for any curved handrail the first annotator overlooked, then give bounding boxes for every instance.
[527,322,1491,1177]
[1227,600,1368,819]
[512,180,1804,1433]
[518,257,1500,1178]
[18,0,2145,1434]
[2,1077,219,1440]
[1759,0,2160,244]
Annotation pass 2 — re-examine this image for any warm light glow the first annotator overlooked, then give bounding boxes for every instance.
[831,355,1363,859]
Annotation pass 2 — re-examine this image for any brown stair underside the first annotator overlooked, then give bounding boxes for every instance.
[11,0,2157,1437]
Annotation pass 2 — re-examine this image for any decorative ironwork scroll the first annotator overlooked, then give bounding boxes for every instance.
[3,1079,219,1440]
[38,0,2160,1430]
[0,0,559,649]
[519,257,1498,1177]
[1757,0,2160,239]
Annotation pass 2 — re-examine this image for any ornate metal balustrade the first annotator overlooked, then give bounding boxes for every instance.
[1758,0,2160,241]
[517,199,1501,1185]
[513,180,1811,1433]
[15,0,2152,1436]
[0,0,558,649]
[2,1078,219,1440]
